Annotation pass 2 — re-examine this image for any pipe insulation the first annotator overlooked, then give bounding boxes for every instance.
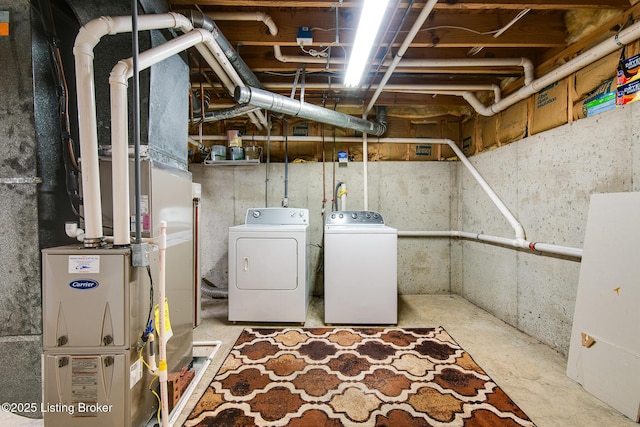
[234,86,386,136]
[465,19,640,116]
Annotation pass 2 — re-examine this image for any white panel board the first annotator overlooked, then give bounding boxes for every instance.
[567,192,640,422]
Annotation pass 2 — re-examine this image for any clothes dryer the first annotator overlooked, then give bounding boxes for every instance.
[228,208,310,322]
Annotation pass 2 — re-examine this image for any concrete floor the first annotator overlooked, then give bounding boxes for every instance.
[175,294,636,427]
[2,294,635,427]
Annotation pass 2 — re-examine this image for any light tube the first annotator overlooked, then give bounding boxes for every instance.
[344,0,390,87]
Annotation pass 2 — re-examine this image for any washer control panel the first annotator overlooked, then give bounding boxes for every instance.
[245,207,309,225]
[326,210,385,225]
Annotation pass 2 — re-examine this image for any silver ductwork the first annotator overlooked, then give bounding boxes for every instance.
[234,86,386,136]
[195,104,260,123]
[188,10,263,89]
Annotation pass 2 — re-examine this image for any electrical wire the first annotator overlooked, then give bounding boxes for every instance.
[34,0,83,217]
[143,265,155,340]
[138,345,161,424]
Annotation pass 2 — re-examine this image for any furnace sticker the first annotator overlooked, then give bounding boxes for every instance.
[68,255,100,274]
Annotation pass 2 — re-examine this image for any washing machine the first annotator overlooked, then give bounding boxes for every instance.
[324,210,398,324]
[228,207,310,323]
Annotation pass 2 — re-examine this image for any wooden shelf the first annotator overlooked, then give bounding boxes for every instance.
[203,159,261,166]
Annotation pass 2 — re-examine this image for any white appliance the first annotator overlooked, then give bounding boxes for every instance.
[324,210,398,324]
[228,208,310,323]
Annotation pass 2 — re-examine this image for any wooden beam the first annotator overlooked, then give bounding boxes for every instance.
[212,10,567,48]
[170,0,629,10]
[537,2,640,72]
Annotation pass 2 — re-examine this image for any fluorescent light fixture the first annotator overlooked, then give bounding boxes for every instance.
[344,0,390,87]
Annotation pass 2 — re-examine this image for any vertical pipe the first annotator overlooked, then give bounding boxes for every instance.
[132,0,141,245]
[283,120,289,207]
[364,0,438,116]
[193,194,201,327]
[73,14,194,246]
[362,131,368,210]
[265,114,271,207]
[110,30,209,243]
[157,220,169,427]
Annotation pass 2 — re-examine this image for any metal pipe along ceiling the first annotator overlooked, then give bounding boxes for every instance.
[234,86,386,136]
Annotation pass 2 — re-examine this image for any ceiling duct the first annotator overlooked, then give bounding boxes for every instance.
[188,10,263,89]
[234,86,386,136]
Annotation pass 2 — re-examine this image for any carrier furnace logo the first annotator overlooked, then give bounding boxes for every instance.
[69,279,99,290]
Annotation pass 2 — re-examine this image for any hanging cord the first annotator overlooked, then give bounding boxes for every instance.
[35,0,82,217]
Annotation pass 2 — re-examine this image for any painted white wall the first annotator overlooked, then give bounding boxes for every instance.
[190,101,640,355]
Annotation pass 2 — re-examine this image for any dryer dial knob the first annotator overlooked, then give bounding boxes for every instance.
[351,212,358,219]
[252,210,261,218]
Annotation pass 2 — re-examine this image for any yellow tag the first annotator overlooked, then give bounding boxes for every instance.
[154,298,173,342]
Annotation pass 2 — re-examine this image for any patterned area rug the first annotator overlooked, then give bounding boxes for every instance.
[185,327,535,426]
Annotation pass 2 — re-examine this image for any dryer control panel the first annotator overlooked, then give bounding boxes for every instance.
[245,207,309,225]
[326,210,385,225]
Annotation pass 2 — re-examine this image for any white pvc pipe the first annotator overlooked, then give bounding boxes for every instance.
[465,19,640,116]
[208,11,278,36]
[191,132,580,258]
[339,183,347,211]
[197,82,501,100]
[362,132,368,210]
[365,0,439,117]
[194,134,524,239]
[212,11,533,91]
[360,0,437,212]
[201,37,268,129]
[157,220,169,427]
[73,13,193,245]
[110,29,213,245]
[397,138,526,240]
[398,230,582,258]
